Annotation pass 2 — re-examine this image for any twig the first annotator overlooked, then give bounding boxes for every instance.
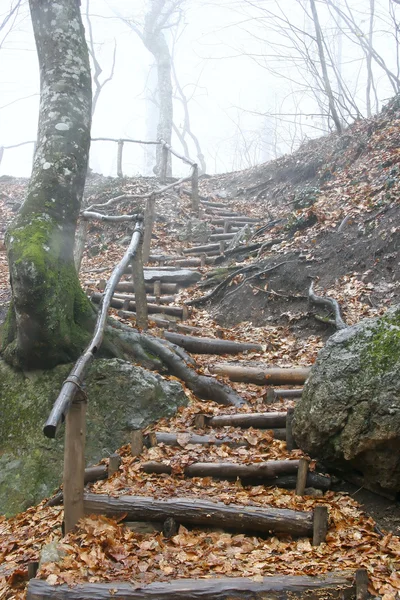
[308,279,347,330]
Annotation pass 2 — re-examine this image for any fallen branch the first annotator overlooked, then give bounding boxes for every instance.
[185,263,260,306]
[163,331,262,354]
[308,279,347,330]
[208,364,310,385]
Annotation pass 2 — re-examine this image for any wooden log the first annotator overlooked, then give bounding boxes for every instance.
[142,460,300,480]
[83,493,313,536]
[27,562,39,580]
[163,516,179,538]
[209,232,236,240]
[117,310,172,328]
[140,268,202,285]
[183,243,220,254]
[270,388,303,400]
[286,407,296,452]
[205,209,239,217]
[27,573,357,600]
[63,396,86,533]
[255,472,331,492]
[115,281,177,294]
[312,505,329,545]
[143,195,156,263]
[355,569,369,600]
[146,431,250,448]
[200,200,226,207]
[211,215,260,224]
[131,238,148,329]
[131,430,144,457]
[163,332,262,354]
[196,412,287,429]
[85,465,108,482]
[108,454,121,477]
[91,293,185,318]
[295,458,309,496]
[114,292,176,305]
[166,257,216,267]
[209,364,310,385]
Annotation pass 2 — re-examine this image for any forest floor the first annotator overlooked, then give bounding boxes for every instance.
[1,96,400,599]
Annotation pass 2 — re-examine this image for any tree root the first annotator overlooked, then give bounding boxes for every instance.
[308,279,347,330]
[105,318,247,408]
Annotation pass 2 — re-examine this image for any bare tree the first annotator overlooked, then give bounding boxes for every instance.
[0,0,23,49]
[123,1,184,175]
[85,0,117,117]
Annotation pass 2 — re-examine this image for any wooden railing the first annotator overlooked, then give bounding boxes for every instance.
[0,136,199,214]
[43,216,146,532]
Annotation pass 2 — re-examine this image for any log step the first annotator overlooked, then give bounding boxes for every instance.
[83,493,316,537]
[114,281,178,294]
[27,571,361,600]
[142,459,300,479]
[114,293,176,305]
[123,268,202,285]
[209,364,310,385]
[141,461,331,491]
[183,243,220,254]
[91,293,188,319]
[146,431,250,448]
[194,411,287,429]
[209,232,236,241]
[163,331,262,354]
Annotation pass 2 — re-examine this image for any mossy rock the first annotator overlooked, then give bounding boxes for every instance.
[0,358,187,516]
[293,305,400,492]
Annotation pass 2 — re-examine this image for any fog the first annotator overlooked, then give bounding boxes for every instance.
[1,0,399,178]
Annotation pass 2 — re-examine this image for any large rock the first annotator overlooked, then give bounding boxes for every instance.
[0,358,187,516]
[293,306,400,491]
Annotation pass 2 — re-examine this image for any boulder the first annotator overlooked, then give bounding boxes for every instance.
[178,218,212,243]
[0,358,187,516]
[293,306,400,491]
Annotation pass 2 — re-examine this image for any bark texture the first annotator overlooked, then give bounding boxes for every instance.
[3,0,92,369]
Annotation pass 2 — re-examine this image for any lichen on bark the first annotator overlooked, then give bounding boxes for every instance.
[2,0,93,369]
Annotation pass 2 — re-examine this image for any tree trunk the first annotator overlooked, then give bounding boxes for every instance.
[2,0,92,369]
[143,1,173,175]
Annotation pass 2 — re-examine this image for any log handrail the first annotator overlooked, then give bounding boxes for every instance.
[43,218,144,439]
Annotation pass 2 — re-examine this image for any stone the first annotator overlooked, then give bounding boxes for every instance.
[293,306,400,492]
[0,358,187,516]
[178,218,212,243]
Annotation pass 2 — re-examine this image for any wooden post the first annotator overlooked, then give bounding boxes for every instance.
[219,240,225,254]
[312,505,329,546]
[131,430,144,457]
[163,516,179,538]
[63,394,86,534]
[182,305,189,321]
[154,280,161,302]
[295,458,309,496]
[191,164,199,215]
[200,253,206,267]
[27,562,39,580]
[194,414,207,428]
[160,144,168,184]
[131,236,148,330]
[148,432,158,447]
[355,569,369,600]
[286,407,296,451]
[117,139,124,177]
[223,221,230,233]
[108,453,122,477]
[143,194,156,263]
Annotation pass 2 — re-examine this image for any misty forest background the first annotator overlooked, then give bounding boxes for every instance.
[1,0,400,179]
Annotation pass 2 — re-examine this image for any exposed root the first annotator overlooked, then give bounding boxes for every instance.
[308,279,347,330]
[106,318,247,408]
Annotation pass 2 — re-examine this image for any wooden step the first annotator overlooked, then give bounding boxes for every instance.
[83,493,317,537]
[163,331,262,354]
[28,571,362,600]
[194,411,287,429]
[91,293,188,319]
[208,365,311,385]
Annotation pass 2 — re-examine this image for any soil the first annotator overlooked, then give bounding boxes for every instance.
[2,97,400,538]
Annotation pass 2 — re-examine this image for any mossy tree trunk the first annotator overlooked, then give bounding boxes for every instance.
[2,0,93,370]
